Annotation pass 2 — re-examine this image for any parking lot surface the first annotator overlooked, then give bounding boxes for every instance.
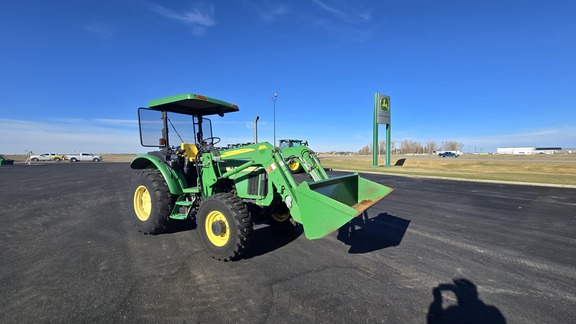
[1,163,575,323]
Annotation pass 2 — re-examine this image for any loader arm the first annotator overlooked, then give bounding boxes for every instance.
[217,142,394,239]
[281,145,329,181]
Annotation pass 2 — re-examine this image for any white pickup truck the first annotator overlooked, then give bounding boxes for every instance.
[30,153,65,162]
[67,153,103,162]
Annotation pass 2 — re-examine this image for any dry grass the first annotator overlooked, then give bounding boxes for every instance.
[101,154,139,162]
[319,154,576,186]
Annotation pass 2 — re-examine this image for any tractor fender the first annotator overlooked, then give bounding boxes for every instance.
[130,154,186,195]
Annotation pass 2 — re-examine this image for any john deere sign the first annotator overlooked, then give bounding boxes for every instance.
[373,92,391,167]
[377,94,390,125]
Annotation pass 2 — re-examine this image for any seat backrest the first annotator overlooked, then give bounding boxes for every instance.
[180,143,199,161]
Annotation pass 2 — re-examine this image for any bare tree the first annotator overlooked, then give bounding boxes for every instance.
[357,144,372,155]
[400,140,424,154]
[426,140,439,154]
[372,138,462,154]
[377,140,398,155]
[378,140,387,154]
[442,141,464,151]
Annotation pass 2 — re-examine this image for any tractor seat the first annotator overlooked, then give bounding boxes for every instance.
[180,143,199,161]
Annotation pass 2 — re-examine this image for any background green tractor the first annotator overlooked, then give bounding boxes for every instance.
[279,139,309,174]
[129,93,393,261]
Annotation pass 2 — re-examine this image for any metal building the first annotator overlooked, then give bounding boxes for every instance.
[496,147,563,154]
[534,147,562,154]
[496,147,535,155]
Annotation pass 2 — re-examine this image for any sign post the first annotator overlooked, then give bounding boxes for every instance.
[372,93,391,167]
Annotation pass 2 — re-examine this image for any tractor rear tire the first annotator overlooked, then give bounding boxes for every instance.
[130,169,175,234]
[197,193,253,261]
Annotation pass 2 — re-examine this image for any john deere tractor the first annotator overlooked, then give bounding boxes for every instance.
[130,93,393,261]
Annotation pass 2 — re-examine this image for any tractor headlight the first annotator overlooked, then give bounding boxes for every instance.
[285,195,293,209]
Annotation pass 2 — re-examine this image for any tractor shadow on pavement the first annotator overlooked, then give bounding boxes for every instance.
[165,219,197,234]
[243,223,304,259]
[337,212,410,254]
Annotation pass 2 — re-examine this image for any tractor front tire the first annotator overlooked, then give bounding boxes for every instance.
[269,202,297,232]
[197,193,253,261]
[130,169,175,234]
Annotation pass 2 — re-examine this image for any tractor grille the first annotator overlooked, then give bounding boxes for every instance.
[248,171,267,197]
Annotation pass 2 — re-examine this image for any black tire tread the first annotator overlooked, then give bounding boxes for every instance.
[130,169,175,234]
[198,192,252,261]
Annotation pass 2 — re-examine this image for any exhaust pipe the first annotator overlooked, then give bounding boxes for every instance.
[254,116,259,143]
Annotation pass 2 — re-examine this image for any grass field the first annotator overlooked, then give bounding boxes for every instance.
[319,154,576,186]
[5,153,576,186]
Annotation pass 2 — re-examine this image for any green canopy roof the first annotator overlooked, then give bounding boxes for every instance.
[148,93,239,116]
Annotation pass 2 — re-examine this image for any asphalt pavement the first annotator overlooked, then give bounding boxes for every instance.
[1,162,575,323]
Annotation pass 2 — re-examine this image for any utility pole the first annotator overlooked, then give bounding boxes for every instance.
[272,92,278,146]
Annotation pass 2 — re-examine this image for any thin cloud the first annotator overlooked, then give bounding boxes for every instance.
[84,23,114,39]
[358,10,372,21]
[310,0,349,22]
[247,2,290,22]
[150,3,215,36]
[0,118,141,154]
[0,117,267,154]
[308,0,376,41]
[313,19,375,41]
[94,119,138,127]
[310,0,373,23]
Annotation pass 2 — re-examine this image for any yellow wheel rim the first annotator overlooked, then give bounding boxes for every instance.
[134,185,151,221]
[205,211,229,247]
[289,161,300,171]
[272,210,290,222]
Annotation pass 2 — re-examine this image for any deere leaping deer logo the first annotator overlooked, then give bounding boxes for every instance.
[380,97,389,112]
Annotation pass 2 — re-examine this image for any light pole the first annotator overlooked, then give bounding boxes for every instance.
[272,92,278,146]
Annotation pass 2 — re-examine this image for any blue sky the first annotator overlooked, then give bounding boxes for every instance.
[1,0,575,154]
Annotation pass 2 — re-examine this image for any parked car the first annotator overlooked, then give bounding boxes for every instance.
[29,153,65,162]
[66,153,103,162]
[439,152,459,157]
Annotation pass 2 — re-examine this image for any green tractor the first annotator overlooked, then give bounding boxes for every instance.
[130,93,393,261]
[278,139,309,174]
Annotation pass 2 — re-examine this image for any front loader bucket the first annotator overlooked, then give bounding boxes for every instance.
[293,173,393,239]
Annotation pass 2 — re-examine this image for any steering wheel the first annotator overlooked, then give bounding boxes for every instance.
[203,137,221,145]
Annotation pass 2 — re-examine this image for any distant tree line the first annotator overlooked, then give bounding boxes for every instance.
[357,140,464,155]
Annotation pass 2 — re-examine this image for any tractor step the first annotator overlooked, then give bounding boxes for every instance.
[171,196,197,220]
[169,213,188,220]
[182,186,199,194]
[175,200,195,206]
